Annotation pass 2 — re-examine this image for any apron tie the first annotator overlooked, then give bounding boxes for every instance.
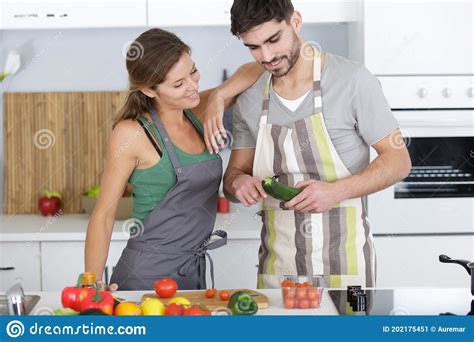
[126,230,227,289]
[178,230,227,289]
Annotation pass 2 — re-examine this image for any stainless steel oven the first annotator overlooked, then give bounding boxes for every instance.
[368,76,474,235]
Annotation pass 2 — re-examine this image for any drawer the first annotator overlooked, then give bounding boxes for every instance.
[0,242,41,292]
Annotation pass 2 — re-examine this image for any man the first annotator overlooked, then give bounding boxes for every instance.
[206,0,411,289]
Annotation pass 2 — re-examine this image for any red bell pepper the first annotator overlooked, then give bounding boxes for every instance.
[80,283,114,315]
[61,274,90,312]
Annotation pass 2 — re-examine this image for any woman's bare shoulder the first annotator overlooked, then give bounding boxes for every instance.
[109,118,144,157]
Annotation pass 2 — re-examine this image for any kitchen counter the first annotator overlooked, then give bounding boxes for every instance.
[0,211,262,242]
[13,287,474,316]
[25,289,339,316]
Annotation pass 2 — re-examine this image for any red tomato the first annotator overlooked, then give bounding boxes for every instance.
[182,305,211,316]
[307,287,320,300]
[296,287,307,299]
[309,299,320,308]
[206,288,217,298]
[283,287,297,299]
[219,291,230,301]
[165,303,184,316]
[281,280,295,287]
[284,298,296,309]
[286,287,296,298]
[154,278,177,298]
[298,299,310,309]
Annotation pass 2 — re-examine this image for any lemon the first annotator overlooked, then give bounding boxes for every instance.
[140,298,165,316]
[168,297,191,308]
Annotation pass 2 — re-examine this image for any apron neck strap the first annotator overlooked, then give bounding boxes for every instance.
[260,46,322,123]
[150,110,182,170]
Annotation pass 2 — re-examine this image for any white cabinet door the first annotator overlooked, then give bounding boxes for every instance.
[2,0,147,29]
[148,0,357,27]
[364,1,473,75]
[148,0,233,27]
[207,239,260,289]
[0,242,41,292]
[40,241,127,291]
[293,0,357,23]
[374,235,474,288]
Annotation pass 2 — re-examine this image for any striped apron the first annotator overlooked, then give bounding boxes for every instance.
[253,48,376,289]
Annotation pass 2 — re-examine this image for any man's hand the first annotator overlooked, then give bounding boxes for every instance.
[231,174,267,207]
[285,180,342,213]
[203,91,227,154]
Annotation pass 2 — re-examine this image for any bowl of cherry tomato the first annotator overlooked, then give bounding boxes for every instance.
[280,275,324,309]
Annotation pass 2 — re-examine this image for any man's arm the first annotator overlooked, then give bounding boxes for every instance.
[204,62,264,153]
[223,148,268,207]
[285,128,412,213]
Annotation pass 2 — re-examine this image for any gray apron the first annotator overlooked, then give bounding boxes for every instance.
[110,109,226,290]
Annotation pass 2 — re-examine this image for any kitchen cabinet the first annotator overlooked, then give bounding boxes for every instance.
[292,0,357,23]
[41,239,261,291]
[1,0,147,29]
[207,239,260,289]
[40,241,126,291]
[361,1,473,75]
[0,242,41,292]
[148,0,233,27]
[373,235,474,288]
[147,0,357,27]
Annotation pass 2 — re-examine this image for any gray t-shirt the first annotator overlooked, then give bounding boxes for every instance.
[232,53,399,175]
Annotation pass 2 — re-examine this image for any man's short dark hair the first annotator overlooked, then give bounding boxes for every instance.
[230,0,295,36]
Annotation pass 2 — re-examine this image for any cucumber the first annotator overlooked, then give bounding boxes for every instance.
[262,176,302,202]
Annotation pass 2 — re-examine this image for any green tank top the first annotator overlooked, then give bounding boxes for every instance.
[129,109,218,220]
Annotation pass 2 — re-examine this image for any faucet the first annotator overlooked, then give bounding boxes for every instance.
[6,283,27,315]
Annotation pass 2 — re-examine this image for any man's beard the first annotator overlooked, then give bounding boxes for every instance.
[265,34,301,78]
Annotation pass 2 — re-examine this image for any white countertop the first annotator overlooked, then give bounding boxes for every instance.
[0,211,262,242]
[26,289,339,316]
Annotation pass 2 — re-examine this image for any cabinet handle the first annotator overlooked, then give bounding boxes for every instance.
[0,267,15,271]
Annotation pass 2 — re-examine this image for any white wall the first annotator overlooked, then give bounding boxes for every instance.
[0,24,349,212]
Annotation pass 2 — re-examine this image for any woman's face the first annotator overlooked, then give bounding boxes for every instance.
[154,52,201,111]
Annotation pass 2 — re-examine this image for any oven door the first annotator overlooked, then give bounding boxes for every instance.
[368,110,474,235]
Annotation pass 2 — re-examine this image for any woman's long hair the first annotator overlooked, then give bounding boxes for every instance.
[113,28,191,128]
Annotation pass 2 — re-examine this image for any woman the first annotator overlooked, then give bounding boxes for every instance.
[84,28,263,290]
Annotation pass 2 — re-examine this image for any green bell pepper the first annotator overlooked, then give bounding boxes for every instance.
[227,291,258,316]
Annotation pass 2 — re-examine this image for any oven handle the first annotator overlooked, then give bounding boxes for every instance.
[393,110,474,127]
[396,118,472,127]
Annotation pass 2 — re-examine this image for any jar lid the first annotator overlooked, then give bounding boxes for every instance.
[82,272,96,285]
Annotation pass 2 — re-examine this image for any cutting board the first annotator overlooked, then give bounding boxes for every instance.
[142,289,269,310]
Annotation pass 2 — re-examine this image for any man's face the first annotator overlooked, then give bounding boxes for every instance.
[241,18,301,77]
